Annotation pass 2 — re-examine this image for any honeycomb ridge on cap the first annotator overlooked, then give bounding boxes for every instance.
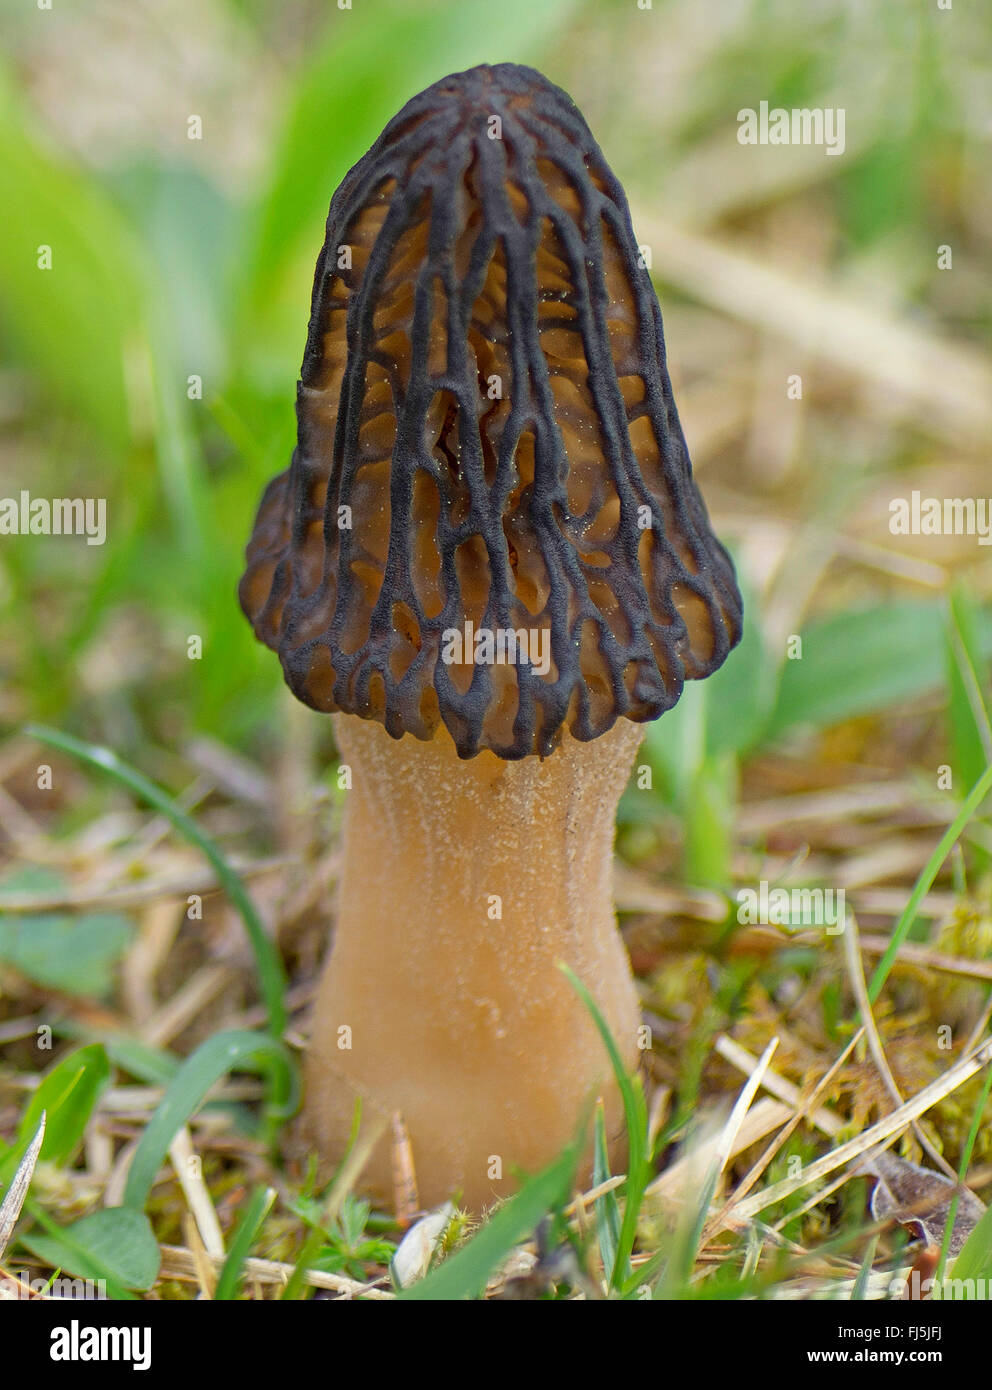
[240,62,743,759]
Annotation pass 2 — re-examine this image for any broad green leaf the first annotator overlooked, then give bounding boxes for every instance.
[21,1206,161,1292]
[767,601,992,738]
[0,911,131,996]
[0,1045,110,1183]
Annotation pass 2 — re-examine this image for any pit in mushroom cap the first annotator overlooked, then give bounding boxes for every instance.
[240,62,743,759]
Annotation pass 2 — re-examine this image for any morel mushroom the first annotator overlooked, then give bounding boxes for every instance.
[240,63,742,1210]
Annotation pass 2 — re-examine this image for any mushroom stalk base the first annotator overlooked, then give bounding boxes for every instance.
[304,714,644,1211]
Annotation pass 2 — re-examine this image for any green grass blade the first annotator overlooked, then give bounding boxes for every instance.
[851,1236,878,1300]
[24,724,288,1038]
[282,1100,372,1302]
[945,587,992,877]
[684,752,738,888]
[215,1185,277,1300]
[943,1062,992,1286]
[592,1100,620,1287]
[122,1030,297,1211]
[950,1203,992,1288]
[945,586,992,788]
[399,1142,579,1301]
[654,1153,722,1299]
[868,760,992,1003]
[558,963,650,1289]
[0,59,147,453]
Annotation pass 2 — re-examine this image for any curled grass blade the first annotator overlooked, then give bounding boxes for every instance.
[25,724,287,1038]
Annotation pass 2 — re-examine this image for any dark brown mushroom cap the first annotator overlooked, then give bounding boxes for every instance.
[240,62,742,760]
